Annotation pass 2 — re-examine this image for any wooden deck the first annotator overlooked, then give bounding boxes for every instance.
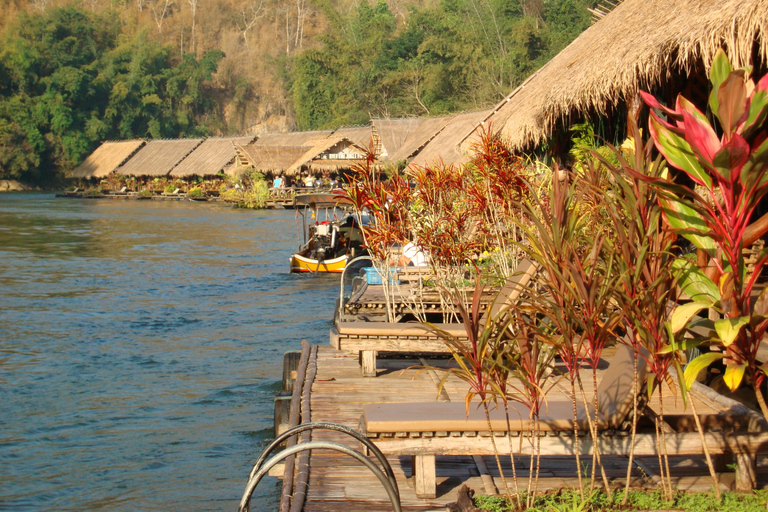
[274,343,768,511]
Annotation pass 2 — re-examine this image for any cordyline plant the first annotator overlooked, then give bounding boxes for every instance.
[409,161,484,320]
[637,49,768,419]
[344,146,411,322]
[466,126,531,280]
[593,118,721,501]
[492,306,559,509]
[425,281,518,507]
[517,167,627,497]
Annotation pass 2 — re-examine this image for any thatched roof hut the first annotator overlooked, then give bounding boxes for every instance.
[372,117,452,163]
[72,140,145,179]
[461,0,768,154]
[117,139,203,177]
[231,144,311,175]
[251,130,332,147]
[286,126,374,175]
[170,136,256,177]
[408,110,491,169]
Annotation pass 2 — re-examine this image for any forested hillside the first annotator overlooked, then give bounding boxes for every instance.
[0,0,595,183]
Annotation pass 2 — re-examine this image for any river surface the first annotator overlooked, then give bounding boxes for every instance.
[0,193,339,511]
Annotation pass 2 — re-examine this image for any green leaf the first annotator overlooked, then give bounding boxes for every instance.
[684,352,723,390]
[670,301,713,333]
[649,115,712,188]
[661,199,716,257]
[714,316,749,346]
[741,136,768,190]
[723,363,747,391]
[740,89,768,138]
[709,49,733,114]
[673,259,720,302]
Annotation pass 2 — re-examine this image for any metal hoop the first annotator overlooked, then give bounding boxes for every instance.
[239,441,401,512]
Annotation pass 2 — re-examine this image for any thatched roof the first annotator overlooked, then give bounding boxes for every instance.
[117,139,203,177]
[72,140,145,178]
[286,127,373,175]
[333,126,373,150]
[408,110,492,169]
[464,0,768,153]
[170,136,256,177]
[374,117,452,162]
[252,131,332,147]
[231,144,310,175]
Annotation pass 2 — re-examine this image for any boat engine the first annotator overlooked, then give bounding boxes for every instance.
[309,223,333,260]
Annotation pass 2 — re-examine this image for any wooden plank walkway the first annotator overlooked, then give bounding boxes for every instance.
[276,343,768,511]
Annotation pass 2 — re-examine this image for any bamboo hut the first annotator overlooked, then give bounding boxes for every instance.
[170,136,256,177]
[250,130,332,147]
[372,117,452,163]
[72,140,145,179]
[231,144,311,175]
[116,139,203,177]
[286,126,374,175]
[407,110,492,169]
[459,0,768,155]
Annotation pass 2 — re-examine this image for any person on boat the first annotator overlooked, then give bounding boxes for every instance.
[398,240,428,267]
[273,175,282,189]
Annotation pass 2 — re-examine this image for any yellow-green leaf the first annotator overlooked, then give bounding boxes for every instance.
[670,301,712,333]
[660,197,716,256]
[684,352,723,390]
[673,259,720,302]
[714,316,749,346]
[723,363,746,391]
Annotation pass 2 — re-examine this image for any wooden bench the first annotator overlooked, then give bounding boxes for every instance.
[332,259,539,376]
[361,345,768,497]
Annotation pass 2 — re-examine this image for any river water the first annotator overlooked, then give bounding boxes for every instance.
[0,194,339,511]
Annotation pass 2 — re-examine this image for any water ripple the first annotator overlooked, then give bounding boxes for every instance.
[0,194,338,511]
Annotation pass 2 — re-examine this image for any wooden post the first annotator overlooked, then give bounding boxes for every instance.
[360,350,377,377]
[735,452,757,491]
[412,454,437,499]
[282,351,302,394]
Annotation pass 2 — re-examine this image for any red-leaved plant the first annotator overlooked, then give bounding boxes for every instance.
[637,48,768,419]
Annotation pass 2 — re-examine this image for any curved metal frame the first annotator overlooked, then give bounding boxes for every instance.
[340,254,373,305]
[248,421,398,498]
[239,441,402,512]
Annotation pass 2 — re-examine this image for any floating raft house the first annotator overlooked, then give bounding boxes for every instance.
[286,126,374,175]
[117,139,204,177]
[170,136,256,177]
[72,140,145,179]
[407,109,491,169]
[372,117,451,164]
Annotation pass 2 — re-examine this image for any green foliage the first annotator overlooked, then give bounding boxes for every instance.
[473,489,767,512]
[291,0,593,129]
[0,7,225,183]
[187,186,203,198]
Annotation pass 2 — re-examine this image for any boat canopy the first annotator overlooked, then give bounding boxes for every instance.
[292,190,353,208]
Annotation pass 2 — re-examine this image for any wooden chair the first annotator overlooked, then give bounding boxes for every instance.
[331,259,539,376]
[361,344,768,498]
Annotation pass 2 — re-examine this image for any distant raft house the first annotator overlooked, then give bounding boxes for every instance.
[71,112,496,186]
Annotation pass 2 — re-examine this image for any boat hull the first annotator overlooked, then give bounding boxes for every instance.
[290,253,348,273]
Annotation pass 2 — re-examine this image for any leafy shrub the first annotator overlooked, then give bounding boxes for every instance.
[187,187,203,198]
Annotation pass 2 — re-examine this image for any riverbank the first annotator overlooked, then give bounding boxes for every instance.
[0,180,38,192]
